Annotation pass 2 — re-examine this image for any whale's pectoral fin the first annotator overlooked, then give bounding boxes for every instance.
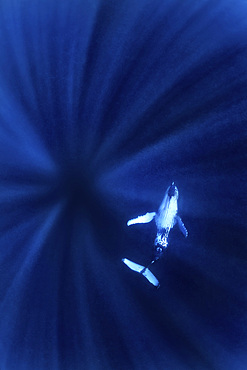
[127,212,156,226]
[176,216,188,237]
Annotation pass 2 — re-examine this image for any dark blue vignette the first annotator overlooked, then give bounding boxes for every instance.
[0,0,247,369]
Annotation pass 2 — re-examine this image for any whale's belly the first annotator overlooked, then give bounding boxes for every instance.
[156,197,177,230]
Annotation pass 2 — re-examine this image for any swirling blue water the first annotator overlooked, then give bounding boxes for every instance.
[0,0,246,369]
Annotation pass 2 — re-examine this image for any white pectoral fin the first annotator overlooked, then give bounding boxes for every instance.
[127,212,156,226]
[176,215,188,237]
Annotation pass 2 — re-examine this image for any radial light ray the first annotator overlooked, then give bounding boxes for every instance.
[1,201,65,303]
[91,3,247,165]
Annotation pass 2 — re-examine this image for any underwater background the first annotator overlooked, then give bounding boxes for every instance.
[0,0,246,369]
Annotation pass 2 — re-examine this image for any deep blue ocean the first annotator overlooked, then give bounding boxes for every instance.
[0,0,246,369]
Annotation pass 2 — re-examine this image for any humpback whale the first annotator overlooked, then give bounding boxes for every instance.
[122,183,188,287]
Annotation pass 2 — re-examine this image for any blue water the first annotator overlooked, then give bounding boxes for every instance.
[0,0,246,369]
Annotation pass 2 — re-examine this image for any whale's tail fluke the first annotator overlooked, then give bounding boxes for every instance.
[122,258,160,288]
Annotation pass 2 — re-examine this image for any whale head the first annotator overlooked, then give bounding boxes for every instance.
[167,182,178,199]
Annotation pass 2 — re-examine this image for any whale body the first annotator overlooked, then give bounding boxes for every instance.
[123,183,188,287]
